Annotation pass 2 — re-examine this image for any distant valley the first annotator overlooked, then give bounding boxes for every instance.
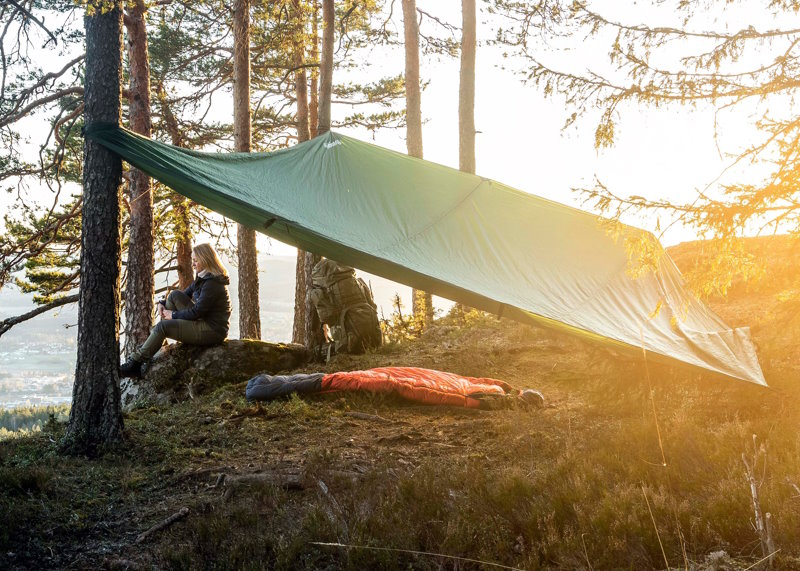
[0,253,439,408]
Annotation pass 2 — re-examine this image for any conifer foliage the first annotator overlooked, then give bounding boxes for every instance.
[491,1,800,294]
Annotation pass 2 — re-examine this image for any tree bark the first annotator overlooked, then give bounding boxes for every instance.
[158,83,194,289]
[459,0,476,175]
[309,0,319,139]
[402,0,422,160]
[455,0,476,319]
[302,0,333,351]
[317,0,333,136]
[402,0,432,326]
[64,0,125,454]
[303,249,323,350]
[174,199,194,289]
[233,0,261,340]
[292,1,310,144]
[292,0,310,345]
[293,248,307,344]
[123,0,154,358]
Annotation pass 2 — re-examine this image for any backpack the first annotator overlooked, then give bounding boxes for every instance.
[310,259,382,355]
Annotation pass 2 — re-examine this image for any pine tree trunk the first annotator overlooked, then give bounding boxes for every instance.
[64,0,125,454]
[402,0,432,326]
[303,251,323,350]
[233,0,261,340]
[302,0,333,351]
[158,82,182,146]
[459,0,476,175]
[174,199,194,289]
[292,0,310,345]
[309,0,319,139]
[299,0,319,347]
[292,0,310,144]
[455,0,476,319]
[317,0,333,135]
[236,230,260,339]
[158,83,194,289]
[293,250,306,344]
[402,0,422,160]
[123,0,154,358]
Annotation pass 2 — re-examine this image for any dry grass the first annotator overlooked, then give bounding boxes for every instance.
[2,235,800,570]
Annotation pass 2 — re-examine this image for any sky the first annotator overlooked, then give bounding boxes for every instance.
[239,0,788,254]
[0,1,792,405]
[4,1,793,284]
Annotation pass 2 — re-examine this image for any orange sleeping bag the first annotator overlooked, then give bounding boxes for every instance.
[321,366,514,408]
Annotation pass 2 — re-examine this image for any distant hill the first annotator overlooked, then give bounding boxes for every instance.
[667,234,800,301]
[2,236,796,344]
[667,234,800,330]
[0,252,425,346]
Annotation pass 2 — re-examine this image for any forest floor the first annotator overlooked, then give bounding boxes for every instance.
[2,236,800,570]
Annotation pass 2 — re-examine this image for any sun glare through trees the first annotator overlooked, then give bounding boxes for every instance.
[1,1,799,569]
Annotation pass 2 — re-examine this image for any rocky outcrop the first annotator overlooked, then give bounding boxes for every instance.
[120,340,310,411]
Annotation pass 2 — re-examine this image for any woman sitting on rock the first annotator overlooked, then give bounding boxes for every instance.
[120,243,232,377]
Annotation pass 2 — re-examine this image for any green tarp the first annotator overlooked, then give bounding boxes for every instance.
[86,123,766,386]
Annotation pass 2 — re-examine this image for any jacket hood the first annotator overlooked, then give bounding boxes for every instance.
[200,273,230,286]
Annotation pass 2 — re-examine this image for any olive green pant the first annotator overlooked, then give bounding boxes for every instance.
[132,290,224,361]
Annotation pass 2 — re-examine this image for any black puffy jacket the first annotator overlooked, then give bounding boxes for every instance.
[172,273,232,337]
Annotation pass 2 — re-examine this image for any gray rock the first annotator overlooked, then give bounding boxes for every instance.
[120,339,309,411]
[696,550,736,571]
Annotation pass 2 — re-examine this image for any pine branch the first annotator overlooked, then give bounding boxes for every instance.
[3,0,59,47]
[0,86,84,129]
[0,54,84,121]
[0,293,79,338]
[577,3,800,42]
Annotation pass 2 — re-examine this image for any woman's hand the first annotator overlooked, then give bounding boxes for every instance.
[157,304,173,320]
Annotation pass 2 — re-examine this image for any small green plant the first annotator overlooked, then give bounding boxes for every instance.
[283,393,313,418]
[380,293,426,343]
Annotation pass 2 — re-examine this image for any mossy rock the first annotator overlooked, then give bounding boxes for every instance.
[120,340,310,411]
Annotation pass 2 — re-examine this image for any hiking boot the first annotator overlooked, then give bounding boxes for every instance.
[119,358,144,378]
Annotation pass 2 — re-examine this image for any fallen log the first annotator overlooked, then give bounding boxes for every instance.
[135,507,189,544]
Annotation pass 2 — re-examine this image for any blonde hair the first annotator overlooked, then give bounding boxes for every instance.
[193,243,228,277]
